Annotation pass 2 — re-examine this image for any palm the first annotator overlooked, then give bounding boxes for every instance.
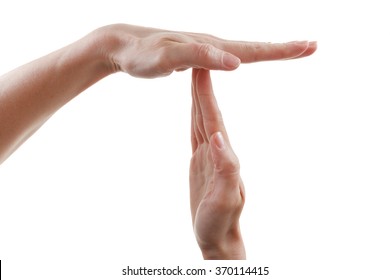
[190,143,213,212]
[190,143,214,232]
[190,141,242,244]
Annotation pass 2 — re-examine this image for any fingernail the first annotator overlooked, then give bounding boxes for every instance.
[214,132,225,150]
[222,53,240,69]
[287,40,309,46]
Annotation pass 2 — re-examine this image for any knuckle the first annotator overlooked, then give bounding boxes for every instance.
[158,33,190,44]
[195,43,215,59]
[191,31,221,44]
[153,46,174,76]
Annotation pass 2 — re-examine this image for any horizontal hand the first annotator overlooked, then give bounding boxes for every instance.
[100,24,317,77]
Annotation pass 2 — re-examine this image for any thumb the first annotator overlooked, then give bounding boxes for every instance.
[210,132,240,183]
[174,43,241,71]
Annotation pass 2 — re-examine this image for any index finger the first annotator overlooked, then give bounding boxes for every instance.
[185,31,316,62]
[194,68,229,142]
[217,40,314,63]
[170,39,316,72]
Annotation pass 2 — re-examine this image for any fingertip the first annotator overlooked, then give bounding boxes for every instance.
[294,41,318,59]
[195,68,211,91]
[192,67,198,80]
[287,41,310,58]
[307,41,318,54]
[287,40,309,47]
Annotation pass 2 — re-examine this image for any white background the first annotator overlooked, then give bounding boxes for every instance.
[0,0,389,279]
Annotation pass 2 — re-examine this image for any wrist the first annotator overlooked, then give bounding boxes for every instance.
[198,228,246,260]
[88,24,133,76]
[82,25,124,76]
[201,240,246,260]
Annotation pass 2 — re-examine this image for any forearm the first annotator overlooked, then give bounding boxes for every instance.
[0,28,114,163]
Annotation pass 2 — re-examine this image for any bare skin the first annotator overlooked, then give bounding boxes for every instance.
[0,24,316,260]
[0,23,316,164]
[190,69,245,259]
